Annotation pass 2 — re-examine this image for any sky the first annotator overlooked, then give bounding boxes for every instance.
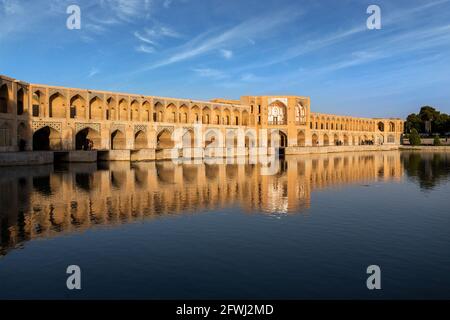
[1,0,450,118]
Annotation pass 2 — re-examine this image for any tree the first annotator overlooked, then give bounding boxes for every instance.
[405,113,422,133]
[419,106,440,133]
[433,136,442,146]
[405,106,449,135]
[435,113,450,135]
[409,128,421,146]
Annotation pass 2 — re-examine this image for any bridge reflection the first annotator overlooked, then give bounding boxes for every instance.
[0,151,403,256]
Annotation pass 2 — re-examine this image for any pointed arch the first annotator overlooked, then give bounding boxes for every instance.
[190,105,200,123]
[323,134,330,146]
[312,133,319,146]
[89,96,103,120]
[142,101,151,122]
[17,88,25,115]
[70,94,86,119]
[154,102,164,122]
[268,101,287,125]
[106,97,116,120]
[131,100,140,121]
[0,84,8,113]
[202,106,211,124]
[166,103,177,123]
[179,104,189,123]
[157,128,174,148]
[118,98,128,121]
[76,127,101,150]
[297,130,305,146]
[182,128,195,148]
[32,90,44,117]
[111,129,126,150]
[49,92,66,118]
[32,126,62,150]
[134,130,148,149]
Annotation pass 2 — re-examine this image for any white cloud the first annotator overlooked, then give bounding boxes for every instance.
[142,25,182,40]
[88,68,100,78]
[136,45,155,54]
[101,0,151,22]
[134,31,158,46]
[238,0,450,71]
[220,49,233,59]
[142,7,301,70]
[193,68,228,80]
[133,24,182,53]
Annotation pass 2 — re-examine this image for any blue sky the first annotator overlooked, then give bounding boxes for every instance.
[1,0,450,118]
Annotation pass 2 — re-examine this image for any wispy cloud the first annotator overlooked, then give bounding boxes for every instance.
[133,24,182,52]
[134,31,158,46]
[239,0,450,71]
[88,68,100,78]
[138,7,302,71]
[100,0,152,22]
[136,44,155,54]
[193,68,228,80]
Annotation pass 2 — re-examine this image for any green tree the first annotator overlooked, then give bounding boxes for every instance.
[405,113,422,133]
[409,128,421,146]
[435,113,450,135]
[433,136,442,146]
[419,106,440,133]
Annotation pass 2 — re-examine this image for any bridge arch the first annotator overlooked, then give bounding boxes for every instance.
[323,133,330,146]
[76,127,101,150]
[180,128,195,149]
[111,129,126,150]
[312,133,319,146]
[33,126,62,150]
[157,129,174,148]
[297,130,305,146]
[134,130,148,149]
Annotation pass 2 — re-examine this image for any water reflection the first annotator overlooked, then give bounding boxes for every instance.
[0,150,418,257]
[402,152,450,190]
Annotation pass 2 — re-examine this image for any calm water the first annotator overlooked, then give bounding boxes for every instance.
[0,151,449,299]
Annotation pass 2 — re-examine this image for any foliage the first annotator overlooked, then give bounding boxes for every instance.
[405,106,450,135]
[409,128,421,146]
[433,136,442,146]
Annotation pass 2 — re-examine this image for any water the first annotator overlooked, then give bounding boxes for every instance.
[0,151,449,299]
